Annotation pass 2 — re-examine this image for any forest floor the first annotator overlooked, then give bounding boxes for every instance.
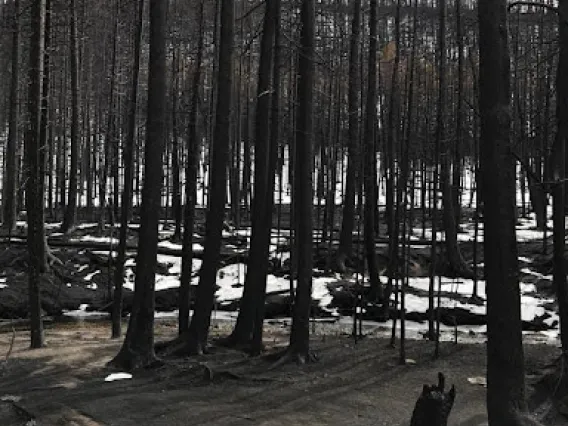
[0,319,567,426]
[0,208,567,425]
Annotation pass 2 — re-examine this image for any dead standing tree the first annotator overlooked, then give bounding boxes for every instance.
[26,0,48,349]
[179,0,234,355]
[110,0,167,370]
[479,0,529,423]
[410,373,456,426]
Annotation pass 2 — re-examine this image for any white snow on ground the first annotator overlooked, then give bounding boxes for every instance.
[520,268,552,281]
[64,304,109,319]
[157,241,204,252]
[78,235,119,244]
[0,277,6,289]
[58,179,561,344]
[76,223,98,229]
[409,277,486,297]
[211,263,337,310]
[123,257,202,291]
[84,271,99,281]
[104,373,132,382]
[399,292,549,323]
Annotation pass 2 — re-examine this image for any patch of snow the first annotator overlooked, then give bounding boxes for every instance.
[77,264,89,272]
[63,304,109,319]
[517,229,547,242]
[520,268,552,280]
[408,277,487,298]
[84,271,99,281]
[0,395,22,402]
[104,373,132,382]
[155,275,181,291]
[77,223,98,229]
[77,235,119,244]
[86,283,98,290]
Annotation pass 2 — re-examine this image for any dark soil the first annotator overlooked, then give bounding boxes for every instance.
[0,320,565,426]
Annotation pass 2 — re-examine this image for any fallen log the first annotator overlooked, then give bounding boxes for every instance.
[0,236,248,265]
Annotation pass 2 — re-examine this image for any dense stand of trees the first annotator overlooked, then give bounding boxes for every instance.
[0,0,566,422]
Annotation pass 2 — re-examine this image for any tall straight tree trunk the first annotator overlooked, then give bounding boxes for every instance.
[252,0,281,353]
[112,0,144,339]
[61,0,80,233]
[287,0,315,363]
[3,0,20,233]
[110,0,167,370]
[553,0,568,353]
[479,0,527,423]
[227,0,276,350]
[453,0,463,223]
[171,47,182,241]
[385,0,402,307]
[40,0,51,216]
[438,0,471,278]
[183,0,234,355]
[336,0,361,272]
[26,0,47,349]
[99,3,119,232]
[179,0,205,334]
[363,0,382,302]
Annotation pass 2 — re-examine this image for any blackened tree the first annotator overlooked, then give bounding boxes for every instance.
[479,0,528,423]
[110,0,167,369]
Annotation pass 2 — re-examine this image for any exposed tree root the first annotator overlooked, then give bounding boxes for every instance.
[107,347,163,372]
[267,347,319,370]
[154,332,208,357]
[46,251,63,268]
[215,334,268,357]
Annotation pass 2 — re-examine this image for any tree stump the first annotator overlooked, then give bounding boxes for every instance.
[410,372,456,426]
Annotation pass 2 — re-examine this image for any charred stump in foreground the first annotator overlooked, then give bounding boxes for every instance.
[410,372,456,426]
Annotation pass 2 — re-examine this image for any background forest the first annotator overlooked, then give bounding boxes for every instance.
[0,0,567,425]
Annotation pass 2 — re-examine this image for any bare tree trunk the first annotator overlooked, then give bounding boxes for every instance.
[26,0,47,349]
[99,3,119,232]
[2,0,20,233]
[171,47,182,242]
[61,0,80,234]
[287,0,315,363]
[385,0,402,309]
[111,0,144,339]
[553,0,568,353]
[110,0,167,370]
[179,0,204,335]
[227,0,276,351]
[438,0,471,279]
[183,0,234,355]
[252,0,281,353]
[453,0,463,224]
[363,0,382,302]
[336,0,361,272]
[479,0,527,423]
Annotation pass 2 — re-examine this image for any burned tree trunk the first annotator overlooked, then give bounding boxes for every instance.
[410,373,456,426]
